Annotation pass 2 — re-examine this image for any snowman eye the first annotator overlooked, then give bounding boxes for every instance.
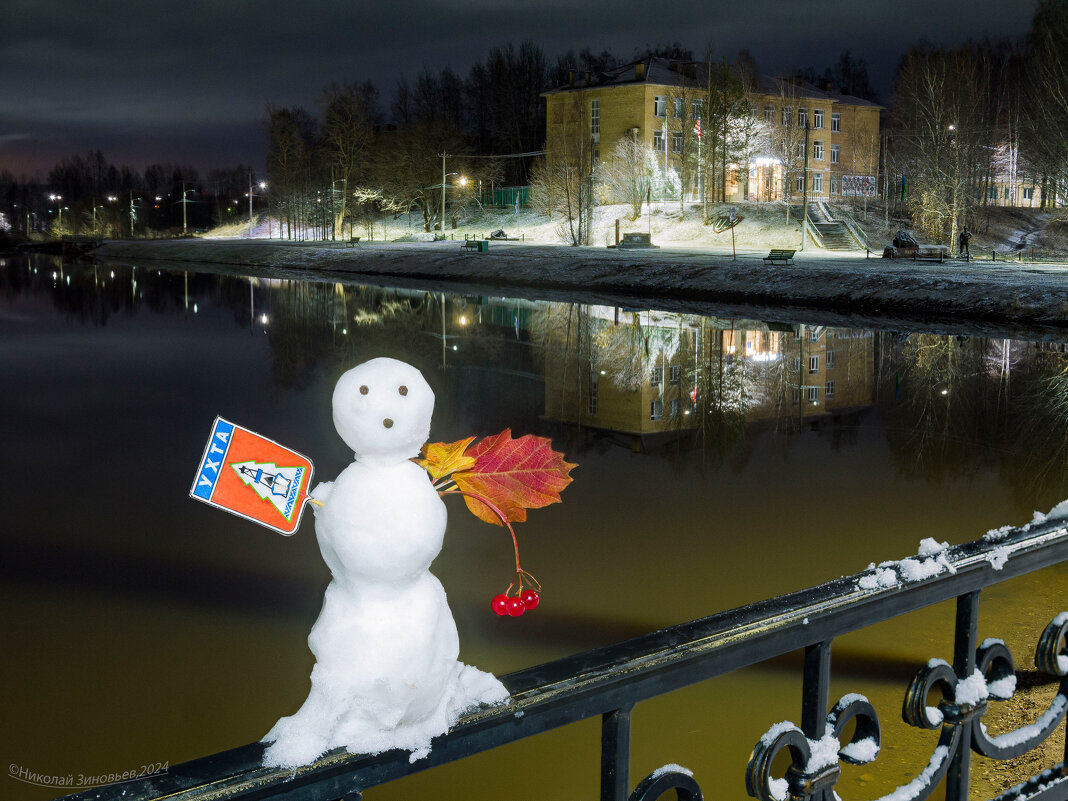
[359,385,369,395]
[398,385,408,396]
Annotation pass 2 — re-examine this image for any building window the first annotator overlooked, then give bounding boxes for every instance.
[673,97,684,118]
[654,96,666,117]
[651,399,663,420]
[809,329,820,342]
[592,147,599,162]
[693,99,704,119]
[1005,187,1011,199]
[830,176,839,195]
[670,398,680,418]
[792,388,801,405]
[588,373,598,415]
[751,105,759,118]
[831,113,841,132]
[782,106,792,126]
[793,356,801,370]
[1024,187,1034,200]
[590,99,600,137]
[825,380,835,399]
[795,175,805,192]
[813,109,824,129]
[651,365,663,385]
[812,172,824,193]
[831,144,840,164]
[808,354,819,373]
[826,350,836,368]
[670,365,681,385]
[808,386,820,403]
[764,104,774,122]
[653,130,665,152]
[797,141,805,159]
[798,108,808,127]
[672,132,682,153]
[813,141,824,160]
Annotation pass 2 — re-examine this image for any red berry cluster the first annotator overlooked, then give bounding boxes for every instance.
[492,588,540,617]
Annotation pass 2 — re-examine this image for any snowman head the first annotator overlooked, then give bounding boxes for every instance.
[332,358,434,464]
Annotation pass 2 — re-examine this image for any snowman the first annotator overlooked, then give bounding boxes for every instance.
[262,357,508,768]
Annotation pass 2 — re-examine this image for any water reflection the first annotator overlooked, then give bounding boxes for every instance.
[2,255,1066,801]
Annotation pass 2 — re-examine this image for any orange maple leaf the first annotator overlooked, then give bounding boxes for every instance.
[451,429,576,526]
[415,436,478,482]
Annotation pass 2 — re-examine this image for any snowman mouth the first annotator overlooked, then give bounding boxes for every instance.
[383,418,394,429]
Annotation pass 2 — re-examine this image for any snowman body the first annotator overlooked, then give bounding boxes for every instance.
[262,358,507,768]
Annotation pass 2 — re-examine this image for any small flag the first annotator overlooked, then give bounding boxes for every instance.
[190,417,314,535]
[514,194,520,216]
[694,119,701,139]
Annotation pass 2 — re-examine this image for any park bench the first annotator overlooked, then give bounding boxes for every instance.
[763,249,795,265]
[462,239,489,252]
[348,236,361,248]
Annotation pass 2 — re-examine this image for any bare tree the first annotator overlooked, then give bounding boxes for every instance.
[599,134,655,220]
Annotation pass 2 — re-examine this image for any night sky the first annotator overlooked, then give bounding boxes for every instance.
[2,0,1037,179]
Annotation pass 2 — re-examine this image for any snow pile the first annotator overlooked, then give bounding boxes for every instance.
[985,546,1011,571]
[650,764,694,779]
[955,669,990,706]
[857,538,957,590]
[806,733,841,772]
[840,737,879,763]
[262,358,508,769]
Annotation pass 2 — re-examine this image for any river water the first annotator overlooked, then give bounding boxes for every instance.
[1,255,1065,801]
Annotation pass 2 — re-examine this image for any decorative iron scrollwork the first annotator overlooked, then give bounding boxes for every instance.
[628,766,703,801]
[746,612,1068,801]
[745,695,878,801]
[971,614,1068,760]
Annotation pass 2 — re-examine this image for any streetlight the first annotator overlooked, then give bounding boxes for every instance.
[48,194,63,235]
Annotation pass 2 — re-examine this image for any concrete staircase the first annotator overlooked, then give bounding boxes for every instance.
[789,203,862,250]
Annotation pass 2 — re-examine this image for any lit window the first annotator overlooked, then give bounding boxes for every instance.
[813,109,824,129]
[831,144,840,164]
[651,399,664,420]
[825,380,835,399]
[813,141,824,160]
[654,96,666,117]
[653,130,665,152]
[831,113,841,132]
[808,386,820,403]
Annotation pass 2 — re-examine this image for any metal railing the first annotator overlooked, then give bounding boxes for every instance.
[58,518,1068,801]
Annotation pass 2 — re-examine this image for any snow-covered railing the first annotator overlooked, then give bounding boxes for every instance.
[56,517,1068,801]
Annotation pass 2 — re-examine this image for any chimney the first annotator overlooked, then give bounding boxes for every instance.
[635,63,645,81]
[568,70,575,86]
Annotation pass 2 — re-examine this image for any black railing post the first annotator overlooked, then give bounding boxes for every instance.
[601,704,634,801]
[801,640,832,738]
[947,590,980,801]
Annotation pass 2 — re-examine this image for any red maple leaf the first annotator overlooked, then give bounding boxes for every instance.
[449,429,576,526]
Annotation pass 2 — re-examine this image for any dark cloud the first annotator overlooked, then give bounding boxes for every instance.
[1,0,1037,178]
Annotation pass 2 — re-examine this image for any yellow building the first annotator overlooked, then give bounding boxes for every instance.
[543,57,882,204]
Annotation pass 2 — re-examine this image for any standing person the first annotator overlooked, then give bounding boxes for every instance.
[959,226,972,259]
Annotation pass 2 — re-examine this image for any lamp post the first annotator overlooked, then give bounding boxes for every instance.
[438,161,466,239]
[247,174,266,239]
[48,194,62,236]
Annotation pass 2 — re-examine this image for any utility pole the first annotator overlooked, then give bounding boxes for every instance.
[129,189,136,238]
[801,121,810,252]
[248,170,254,239]
[440,153,447,239]
[181,182,188,235]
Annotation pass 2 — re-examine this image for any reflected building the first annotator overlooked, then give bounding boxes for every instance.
[540,304,875,450]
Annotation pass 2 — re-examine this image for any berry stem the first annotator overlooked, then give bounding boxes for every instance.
[439,489,522,573]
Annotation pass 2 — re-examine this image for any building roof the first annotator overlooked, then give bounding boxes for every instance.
[544,56,883,109]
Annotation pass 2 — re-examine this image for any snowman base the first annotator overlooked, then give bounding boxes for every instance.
[262,663,508,768]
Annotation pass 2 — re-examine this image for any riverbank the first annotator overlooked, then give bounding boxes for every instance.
[90,238,1068,338]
